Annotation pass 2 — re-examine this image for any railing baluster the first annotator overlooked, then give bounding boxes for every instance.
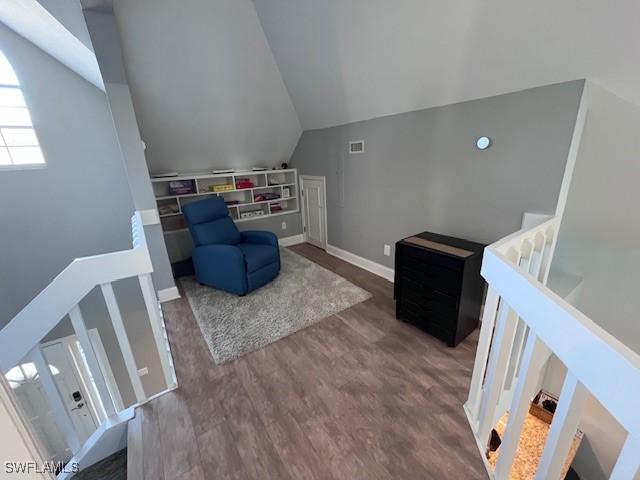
[100,283,146,403]
[138,274,176,389]
[535,373,588,480]
[504,318,527,392]
[30,346,82,454]
[466,287,500,422]
[530,233,546,281]
[610,434,640,480]
[477,300,520,442]
[494,334,550,479]
[540,226,556,284]
[69,305,116,418]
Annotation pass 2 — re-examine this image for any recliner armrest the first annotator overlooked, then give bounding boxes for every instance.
[240,230,279,248]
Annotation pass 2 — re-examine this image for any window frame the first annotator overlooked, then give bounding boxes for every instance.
[0,53,46,171]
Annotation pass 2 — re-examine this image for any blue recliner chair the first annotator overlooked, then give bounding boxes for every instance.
[182,197,280,295]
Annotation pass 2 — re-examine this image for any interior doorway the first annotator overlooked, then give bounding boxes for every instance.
[300,175,328,250]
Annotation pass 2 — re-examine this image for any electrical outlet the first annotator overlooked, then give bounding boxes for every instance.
[281,221,287,230]
[137,367,149,377]
[383,244,391,256]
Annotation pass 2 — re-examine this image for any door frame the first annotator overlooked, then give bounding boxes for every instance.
[300,175,328,250]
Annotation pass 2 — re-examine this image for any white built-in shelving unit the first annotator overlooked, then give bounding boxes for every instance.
[151,169,299,234]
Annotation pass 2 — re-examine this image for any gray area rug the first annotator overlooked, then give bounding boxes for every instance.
[181,248,371,364]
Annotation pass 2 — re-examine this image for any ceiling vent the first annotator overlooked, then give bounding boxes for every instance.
[349,140,364,154]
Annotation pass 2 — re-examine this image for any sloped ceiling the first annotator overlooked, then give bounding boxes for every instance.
[113,0,301,174]
[252,0,640,130]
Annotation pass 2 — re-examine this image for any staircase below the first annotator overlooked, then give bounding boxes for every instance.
[73,449,126,480]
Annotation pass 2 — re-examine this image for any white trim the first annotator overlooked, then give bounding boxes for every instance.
[0,0,104,91]
[279,234,305,247]
[139,209,160,226]
[463,404,496,480]
[554,81,589,221]
[56,407,135,480]
[87,331,125,412]
[157,286,180,303]
[0,374,54,479]
[300,175,328,250]
[326,244,395,283]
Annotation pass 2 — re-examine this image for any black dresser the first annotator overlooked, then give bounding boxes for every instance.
[394,231,485,347]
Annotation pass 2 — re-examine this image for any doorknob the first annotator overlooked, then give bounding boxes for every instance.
[71,402,85,411]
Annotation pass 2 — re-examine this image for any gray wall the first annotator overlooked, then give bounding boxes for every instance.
[0,24,164,404]
[290,80,584,267]
[112,0,301,174]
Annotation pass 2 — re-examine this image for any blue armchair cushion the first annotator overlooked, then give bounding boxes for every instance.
[237,243,279,273]
[182,197,241,246]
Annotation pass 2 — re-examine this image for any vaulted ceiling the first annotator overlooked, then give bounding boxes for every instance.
[252,0,640,130]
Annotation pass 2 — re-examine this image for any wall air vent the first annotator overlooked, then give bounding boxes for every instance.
[349,140,365,154]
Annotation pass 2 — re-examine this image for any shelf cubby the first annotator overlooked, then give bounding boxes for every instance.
[151,168,299,233]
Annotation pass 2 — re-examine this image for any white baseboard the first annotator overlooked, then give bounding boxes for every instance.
[157,286,180,303]
[279,234,305,247]
[326,244,395,283]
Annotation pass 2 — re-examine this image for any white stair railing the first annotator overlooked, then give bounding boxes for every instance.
[0,211,177,467]
[465,216,640,479]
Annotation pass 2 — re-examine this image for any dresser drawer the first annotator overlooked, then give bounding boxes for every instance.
[400,243,464,272]
[399,260,462,296]
[398,277,458,310]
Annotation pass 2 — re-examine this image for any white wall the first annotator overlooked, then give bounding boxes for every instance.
[253,0,640,130]
[112,0,301,174]
[547,82,640,479]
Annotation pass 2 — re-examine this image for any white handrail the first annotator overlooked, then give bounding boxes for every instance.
[1,209,176,476]
[465,216,640,479]
[483,247,640,438]
[0,212,152,372]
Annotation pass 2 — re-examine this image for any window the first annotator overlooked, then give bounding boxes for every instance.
[0,51,45,168]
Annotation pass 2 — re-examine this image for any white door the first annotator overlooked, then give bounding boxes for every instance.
[301,176,327,249]
[6,341,100,463]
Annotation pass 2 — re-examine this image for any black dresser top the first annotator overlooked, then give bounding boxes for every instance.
[398,231,485,259]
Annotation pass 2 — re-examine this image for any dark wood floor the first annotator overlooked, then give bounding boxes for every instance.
[134,243,487,479]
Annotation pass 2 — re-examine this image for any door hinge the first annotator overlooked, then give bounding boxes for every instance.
[301,189,304,197]
[303,226,306,232]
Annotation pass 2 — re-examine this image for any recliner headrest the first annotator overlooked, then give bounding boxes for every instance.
[182,196,229,225]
